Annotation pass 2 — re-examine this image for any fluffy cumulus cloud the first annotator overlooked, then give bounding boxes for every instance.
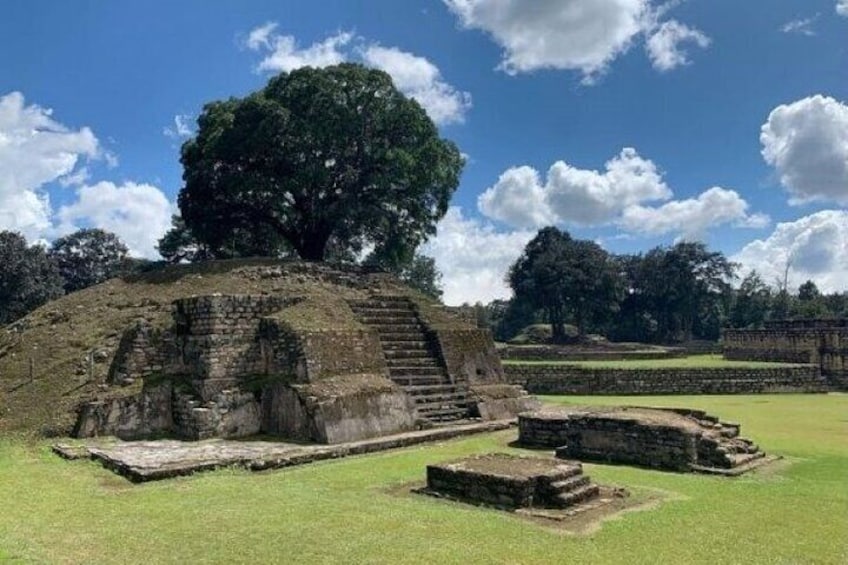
[443,0,709,81]
[421,207,534,305]
[761,95,848,205]
[478,148,768,239]
[478,147,671,227]
[0,92,99,240]
[620,186,769,239]
[732,210,848,294]
[56,181,174,258]
[245,24,471,125]
[361,46,472,125]
[837,1,848,17]
[0,91,173,257]
[646,20,711,71]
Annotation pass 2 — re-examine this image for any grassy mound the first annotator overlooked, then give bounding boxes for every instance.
[0,259,457,438]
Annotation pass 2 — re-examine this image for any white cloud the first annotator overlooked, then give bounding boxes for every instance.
[646,20,711,71]
[254,30,353,73]
[56,181,174,259]
[732,210,848,293]
[837,1,848,17]
[761,95,848,205]
[361,45,472,125]
[780,16,818,36]
[421,207,534,305]
[163,114,194,139]
[246,25,471,126]
[478,148,671,228]
[0,91,99,240]
[620,186,769,239]
[443,0,708,81]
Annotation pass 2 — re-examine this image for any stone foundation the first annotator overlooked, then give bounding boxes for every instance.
[723,319,848,390]
[505,364,826,395]
[425,453,600,509]
[519,406,770,474]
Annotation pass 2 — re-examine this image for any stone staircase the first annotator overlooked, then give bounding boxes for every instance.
[349,296,471,423]
[540,462,601,508]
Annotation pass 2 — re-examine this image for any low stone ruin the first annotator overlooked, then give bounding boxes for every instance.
[423,453,601,510]
[519,406,773,475]
[73,279,537,445]
[723,318,848,390]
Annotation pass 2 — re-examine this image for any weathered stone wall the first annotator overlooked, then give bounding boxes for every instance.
[73,383,173,440]
[261,374,416,443]
[505,364,826,394]
[520,412,697,471]
[499,346,685,362]
[519,407,764,473]
[723,320,848,389]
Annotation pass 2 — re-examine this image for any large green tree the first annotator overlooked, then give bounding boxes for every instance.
[177,63,463,262]
[621,242,736,342]
[0,231,64,325]
[508,227,622,341]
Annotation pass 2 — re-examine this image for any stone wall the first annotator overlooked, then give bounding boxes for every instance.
[723,319,848,389]
[505,364,826,395]
[498,346,685,362]
[519,406,766,473]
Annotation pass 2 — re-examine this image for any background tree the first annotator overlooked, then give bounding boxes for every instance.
[157,215,216,263]
[729,271,772,329]
[177,63,463,262]
[49,228,128,293]
[366,251,443,300]
[791,280,828,319]
[508,227,621,342]
[615,242,735,343]
[0,231,64,324]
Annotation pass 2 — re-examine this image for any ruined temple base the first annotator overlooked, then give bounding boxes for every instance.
[520,406,774,475]
[418,453,613,510]
[53,419,512,482]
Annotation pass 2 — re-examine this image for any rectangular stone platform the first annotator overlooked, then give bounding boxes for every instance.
[53,420,513,482]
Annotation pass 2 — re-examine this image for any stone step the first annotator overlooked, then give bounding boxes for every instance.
[410,391,469,405]
[381,340,431,351]
[416,405,470,421]
[349,306,416,316]
[377,332,429,342]
[730,451,765,467]
[555,484,600,508]
[391,375,449,387]
[385,357,440,367]
[549,474,590,492]
[384,348,434,358]
[402,383,466,394]
[389,366,448,377]
[375,324,427,334]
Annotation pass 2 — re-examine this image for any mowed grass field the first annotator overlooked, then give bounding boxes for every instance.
[1,394,846,564]
[501,354,806,368]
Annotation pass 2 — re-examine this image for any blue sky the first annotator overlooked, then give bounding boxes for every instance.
[1,0,846,304]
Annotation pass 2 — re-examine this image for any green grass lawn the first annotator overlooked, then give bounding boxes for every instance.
[502,354,807,369]
[1,394,846,564]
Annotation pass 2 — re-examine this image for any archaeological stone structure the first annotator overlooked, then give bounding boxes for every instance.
[723,319,848,390]
[505,364,826,395]
[519,406,771,474]
[424,453,601,509]
[72,267,537,444]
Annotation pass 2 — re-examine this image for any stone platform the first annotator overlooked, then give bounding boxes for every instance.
[53,419,512,482]
[519,406,778,475]
[422,453,603,510]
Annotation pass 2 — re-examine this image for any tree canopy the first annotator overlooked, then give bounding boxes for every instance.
[49,228,128,293]
[0,231,64,325]
[177,63,463,263]
[508,227,621,342]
